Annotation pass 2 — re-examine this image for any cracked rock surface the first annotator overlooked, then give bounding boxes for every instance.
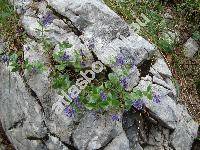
[0,0,199,150]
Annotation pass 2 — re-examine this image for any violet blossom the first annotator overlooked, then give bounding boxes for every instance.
[100,91,107,101]
[74,97,82,108]
[131,64,137,73]
[61,52,70,61]
[1,54,9,63]
[120,77,128,88]
[111,114,120,121]
[153,93,161,103]
[133,99,145,110]
[41,13,54,26]
[116,54,125,66]
[64,105,75,117]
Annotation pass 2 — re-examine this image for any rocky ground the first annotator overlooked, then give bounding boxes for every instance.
[0,0,199,150]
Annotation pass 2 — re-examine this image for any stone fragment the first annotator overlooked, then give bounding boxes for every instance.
[184,37,199,58]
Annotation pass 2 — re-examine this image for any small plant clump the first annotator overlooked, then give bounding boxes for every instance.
[50,41,159,120]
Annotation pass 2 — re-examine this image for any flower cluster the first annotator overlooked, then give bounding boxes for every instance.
[74,97,82,109]
[64,105,75,117]
[120,77,128,88]
[1,54,9,64]
[116,54,125,66]
[133,99,145,110]
[41,13,54,27]
[61,52,70,61]
[153,93,161,103]
[100,91,107,101]
[49,43,159,121]
[111,114,120,121]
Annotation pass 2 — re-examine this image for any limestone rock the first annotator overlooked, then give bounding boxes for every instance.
[0,0,198,150]
[184,37,199,58]
[72,112,128,150]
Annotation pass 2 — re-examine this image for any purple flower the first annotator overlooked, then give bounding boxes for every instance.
[41,13,53,26]
[31,66,38,74]
[1,55,9,63]
[133,99,145,110]
[131,64,137,72]
[116,54,125,66]
[74,97,82,108]
[25,46,30,51]
[88,43,95,50]
[111,114,120,121]
[64,105,75,117]
[80,50,84,56]
[120,77,128,88]
[100,91,107,101]
[61,52,70,61]
[153,94,161,103]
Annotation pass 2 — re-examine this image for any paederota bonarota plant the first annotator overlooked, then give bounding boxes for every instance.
[1,50,46,74]
[50,44,159,120]
[53,42,83,73]
[24,59,46,74]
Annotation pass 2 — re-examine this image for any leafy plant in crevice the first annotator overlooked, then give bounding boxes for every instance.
[50,41,83,96]
[63,69,154,118]
[24,59,46,74]
[52,41,88,73]
[4,51,46,75]
[54,51,158,119]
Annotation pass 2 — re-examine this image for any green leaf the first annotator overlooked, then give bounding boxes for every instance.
[104,82,112,89]
[110,99,120,107]
[147,85,151,92]
[143,91,148,96]
[192,31,200,41]
[55,63,67,71]
[108,73,119,85]
[52,75,71,89]
[85,103,97,110]
[158,39,173,53]
[10,53,18,61]
[136,90,143,97]
[147,93,153,100]
[130,90,142,100]
[11,66,19,72]
[125,100,132,110]
[99,101,109,109]
[59,42,73,50]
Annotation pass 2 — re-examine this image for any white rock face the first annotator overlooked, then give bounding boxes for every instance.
[0,0,198,150]
[72,112,130,150]
[184,37,199,58]
[9,0,33,14]
[0,64,47,150]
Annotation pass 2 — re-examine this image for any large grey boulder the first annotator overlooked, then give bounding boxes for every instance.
[73,112,130,150]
